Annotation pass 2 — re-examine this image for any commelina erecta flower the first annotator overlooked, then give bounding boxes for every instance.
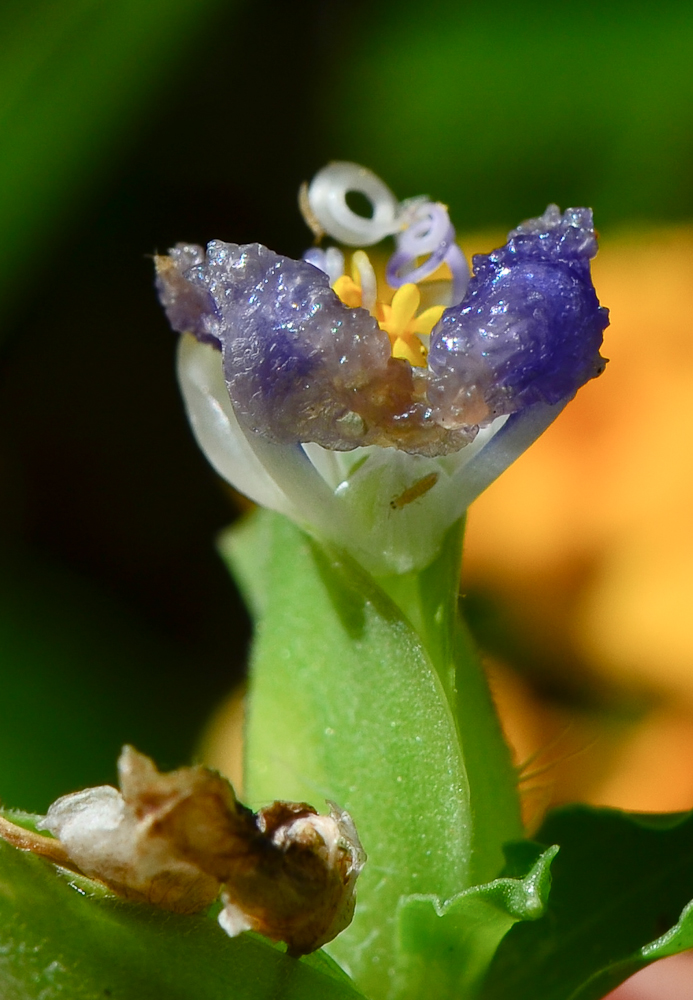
[156,163,609,574]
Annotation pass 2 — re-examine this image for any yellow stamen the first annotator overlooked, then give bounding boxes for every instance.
[412,305,445,336]
[333,274,363,309]
[389,283,421,335]
[377,283,429,368]
[332,269,433,369]
[391,335,428,367]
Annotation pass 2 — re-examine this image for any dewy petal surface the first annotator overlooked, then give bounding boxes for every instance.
[159,242,477,457]
[427,205,609,429]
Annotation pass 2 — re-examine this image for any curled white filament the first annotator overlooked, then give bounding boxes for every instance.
[306,162,401,246]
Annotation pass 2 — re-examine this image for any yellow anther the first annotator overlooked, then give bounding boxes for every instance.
[333,274,363,309]
[389,284,421,336]
[377,283,429,368]
[333,271,436,369]
[412,304,445,337]
[391,335,428,367]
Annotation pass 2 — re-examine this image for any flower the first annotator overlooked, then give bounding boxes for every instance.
[156,163,608,574]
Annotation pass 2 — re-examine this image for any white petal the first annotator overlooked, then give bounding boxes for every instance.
[448,399,569,515]
[178,336,568,577]
[178,335,355,545]
[177,335,294,514]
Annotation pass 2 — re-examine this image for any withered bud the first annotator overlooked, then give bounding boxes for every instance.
[1,746,365,955]
[220,799,366,956]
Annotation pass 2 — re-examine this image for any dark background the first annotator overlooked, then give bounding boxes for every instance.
[2,0,693,811]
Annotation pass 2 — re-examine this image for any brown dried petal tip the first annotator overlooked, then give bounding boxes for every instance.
[37,745,248,914]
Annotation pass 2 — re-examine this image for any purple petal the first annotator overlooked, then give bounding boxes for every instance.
[155,244,220,348]
[160,241,461,453]
[427,205,609,425]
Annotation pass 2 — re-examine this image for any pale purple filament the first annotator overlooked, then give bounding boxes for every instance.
[303,246,345,285]
[386,202,469,305]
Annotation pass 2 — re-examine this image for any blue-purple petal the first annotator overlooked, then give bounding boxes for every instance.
[155,244,220,348]
[156,206,608,457]
[427,205,608,424]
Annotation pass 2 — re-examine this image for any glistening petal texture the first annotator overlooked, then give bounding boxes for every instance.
[427,205,608,424]
[187,241,398,449]
[155,245,219,347]
[159,241,473,457]
[156,176,609,574]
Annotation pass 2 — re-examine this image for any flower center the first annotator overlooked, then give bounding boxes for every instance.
[301,162,469,372]
[331,251,445,368]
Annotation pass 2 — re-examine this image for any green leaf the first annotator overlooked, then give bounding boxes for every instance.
[480,805,693,1000]
[396,842,558,999]
[0,813,364,1000]
[222,509,522,1000]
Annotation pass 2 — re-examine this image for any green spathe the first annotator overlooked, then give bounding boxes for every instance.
[223,508,522,999]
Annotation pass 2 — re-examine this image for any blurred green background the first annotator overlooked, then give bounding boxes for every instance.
[2,0,693,812]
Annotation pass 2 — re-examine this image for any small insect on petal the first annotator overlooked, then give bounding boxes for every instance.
[389,472,439,510]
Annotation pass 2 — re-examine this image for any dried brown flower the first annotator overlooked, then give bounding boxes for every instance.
[0,746,365,956]
[219,798,366,956]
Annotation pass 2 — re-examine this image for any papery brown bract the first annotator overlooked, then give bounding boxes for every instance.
[39,746,250,914]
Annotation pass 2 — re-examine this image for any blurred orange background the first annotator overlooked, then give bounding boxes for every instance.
[463,226,693,821]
